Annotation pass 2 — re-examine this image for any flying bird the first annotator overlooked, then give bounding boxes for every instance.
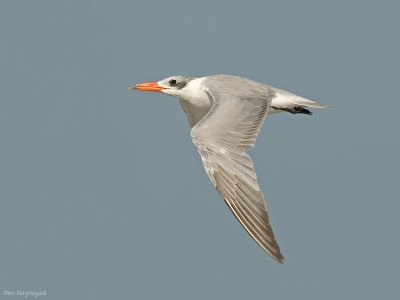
[129,74,327,263]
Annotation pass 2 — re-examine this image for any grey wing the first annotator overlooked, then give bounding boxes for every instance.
[191,77,284,262]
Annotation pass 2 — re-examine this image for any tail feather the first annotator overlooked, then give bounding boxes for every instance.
[274,88,329,109]
[290,98,329,109]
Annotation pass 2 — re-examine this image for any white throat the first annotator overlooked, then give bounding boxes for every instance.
[166,77,212,128]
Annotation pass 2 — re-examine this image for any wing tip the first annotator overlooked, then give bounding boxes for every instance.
[261,245,285,263]
[272,253,285,264]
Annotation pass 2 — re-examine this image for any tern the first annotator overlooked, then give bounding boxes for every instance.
[129,74,327,263]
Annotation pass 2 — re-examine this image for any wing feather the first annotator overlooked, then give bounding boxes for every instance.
[191,75,284,262]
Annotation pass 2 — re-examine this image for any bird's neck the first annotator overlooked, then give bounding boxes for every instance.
[178,95,211,128]
[177,78,212,128]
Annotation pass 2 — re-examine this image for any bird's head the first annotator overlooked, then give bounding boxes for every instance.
[129,75,195,97]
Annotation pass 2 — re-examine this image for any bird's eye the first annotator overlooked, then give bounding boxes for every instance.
[169,79,177,86]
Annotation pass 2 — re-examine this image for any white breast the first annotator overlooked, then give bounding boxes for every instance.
[178,77,213,127]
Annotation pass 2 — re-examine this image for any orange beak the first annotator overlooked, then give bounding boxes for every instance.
[128,82,166,92]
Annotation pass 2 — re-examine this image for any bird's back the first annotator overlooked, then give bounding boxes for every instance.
[203,75,276,101]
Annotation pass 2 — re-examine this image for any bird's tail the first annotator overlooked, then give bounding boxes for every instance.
[290,98,329,109]
[275,88,329,109]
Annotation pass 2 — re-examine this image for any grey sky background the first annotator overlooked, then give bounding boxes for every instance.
[1,1,399,299]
